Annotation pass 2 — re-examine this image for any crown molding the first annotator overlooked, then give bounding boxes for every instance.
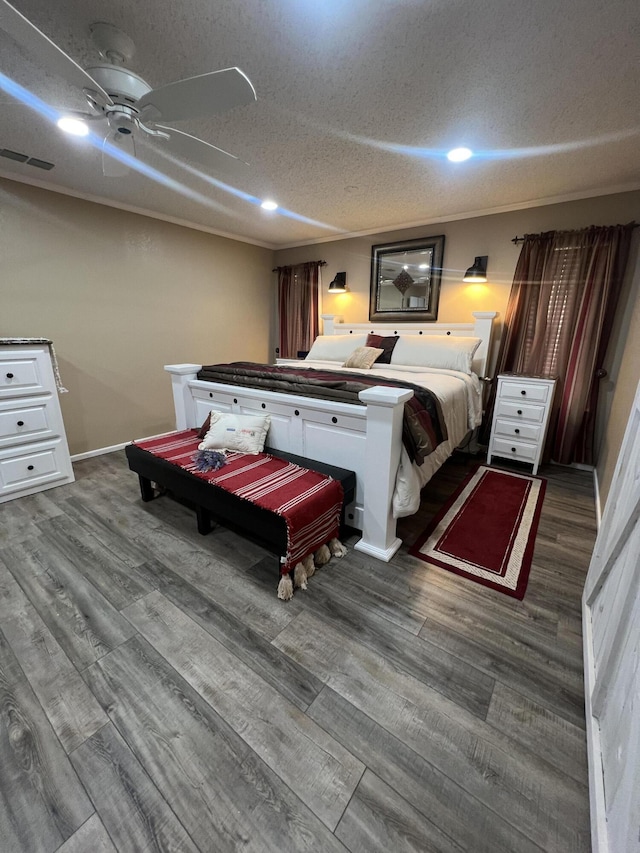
[0,171,278,250]
[275,182,640,249]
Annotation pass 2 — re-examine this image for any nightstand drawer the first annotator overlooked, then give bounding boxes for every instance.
[0,397,59,447]
[500,380,550,404]
[494,399,547,423]
[491,437,538,463]
[0,441,69,495]
[494,418,542,443]
[0,350,50,397]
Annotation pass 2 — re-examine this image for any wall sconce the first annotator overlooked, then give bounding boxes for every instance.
[463,256,488,283]
[328,271,348,293]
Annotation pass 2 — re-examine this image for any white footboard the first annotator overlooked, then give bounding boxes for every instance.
[164,364,410,561]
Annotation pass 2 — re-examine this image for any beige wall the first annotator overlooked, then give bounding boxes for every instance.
[3,177,637,499]
[1,179,274,455]
[275,190,640,505]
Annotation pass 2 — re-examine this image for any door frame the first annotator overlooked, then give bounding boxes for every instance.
[582,378,640,852]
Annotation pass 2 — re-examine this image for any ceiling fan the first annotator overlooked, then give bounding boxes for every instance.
[0,0,257,176]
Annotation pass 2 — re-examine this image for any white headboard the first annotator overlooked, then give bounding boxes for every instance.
[320,311,498,378]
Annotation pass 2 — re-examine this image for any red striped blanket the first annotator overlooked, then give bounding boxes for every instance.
[134,431,344,574]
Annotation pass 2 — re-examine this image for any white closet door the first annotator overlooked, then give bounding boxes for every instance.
[583,379,640,852]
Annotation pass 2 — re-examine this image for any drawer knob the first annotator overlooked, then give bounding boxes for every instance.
[332,416,338,424]
[6,372,14,379]
[517,409,523,415]
[515,428,520,434]
[261,403,266,409]
[27,464,35,471]
[233,398,238,404]
[17,420,25,427]
[511,447,516,452]
[520,390,527,396]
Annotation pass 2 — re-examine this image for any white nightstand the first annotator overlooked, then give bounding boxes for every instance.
[487,374,556,475]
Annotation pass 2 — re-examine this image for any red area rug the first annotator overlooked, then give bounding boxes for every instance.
[409,465,546,599]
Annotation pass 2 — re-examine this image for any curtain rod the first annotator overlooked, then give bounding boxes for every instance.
[512,222,638,245]
[272,260,327,272]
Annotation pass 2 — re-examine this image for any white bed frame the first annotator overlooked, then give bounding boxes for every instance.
[165,311,497,562]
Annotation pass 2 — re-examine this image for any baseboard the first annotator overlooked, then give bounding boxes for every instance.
[70,430,177,462]
[593,468,602,530]
[583,598,608,852]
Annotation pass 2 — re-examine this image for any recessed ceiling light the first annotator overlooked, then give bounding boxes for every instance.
[261,199,278,211]
[447,147,473,162]
[57,116,89,136]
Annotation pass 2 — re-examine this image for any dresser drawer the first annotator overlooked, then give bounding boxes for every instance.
[499,380,550,404]
[0,441,70,496]
[491,437,538,463]
[495,399,547,423]
[0,397,59,447]
[494,418,542,443]
[0,349,50,397]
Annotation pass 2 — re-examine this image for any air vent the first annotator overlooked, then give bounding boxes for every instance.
[26,157,54,170]
[0,148,54,170]
[0,149,28,162]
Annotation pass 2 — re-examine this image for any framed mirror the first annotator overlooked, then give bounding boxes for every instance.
[369,235,445,321]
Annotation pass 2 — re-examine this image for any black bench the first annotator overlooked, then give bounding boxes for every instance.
[125,443,356,564]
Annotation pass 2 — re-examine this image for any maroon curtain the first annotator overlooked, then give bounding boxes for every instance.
[485,223,635,464]
[277,261,324,358]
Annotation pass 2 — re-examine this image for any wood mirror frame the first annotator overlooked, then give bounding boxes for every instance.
[369,234,445,322]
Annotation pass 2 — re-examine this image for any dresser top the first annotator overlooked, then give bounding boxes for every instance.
[0,337,52,345]
[499,372,557,381]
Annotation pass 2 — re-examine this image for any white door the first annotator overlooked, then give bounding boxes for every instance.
[583,379,640,852]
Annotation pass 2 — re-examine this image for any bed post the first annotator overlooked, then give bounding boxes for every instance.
[164,363,200,429]
[320,314,344,335]
[354,386,414,562]
[472,311,498,376]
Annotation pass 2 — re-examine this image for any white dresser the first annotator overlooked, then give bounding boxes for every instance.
[487,374,556,475]
[0,340,74,503]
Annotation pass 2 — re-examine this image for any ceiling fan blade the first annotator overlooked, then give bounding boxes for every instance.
[156,125,246,174]
[102,129,135,177]
[0,0,113,107]
[137,67,256,123]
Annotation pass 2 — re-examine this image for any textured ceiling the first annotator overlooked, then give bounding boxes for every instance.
[1,0,639,248]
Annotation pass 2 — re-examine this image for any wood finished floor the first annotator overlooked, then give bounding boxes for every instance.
[0,451,595,853]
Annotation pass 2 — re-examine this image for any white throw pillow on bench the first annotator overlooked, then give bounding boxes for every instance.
[199,412,271,454]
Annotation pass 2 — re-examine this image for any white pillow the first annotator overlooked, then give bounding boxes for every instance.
[390,335,482,374]
[199,412,271,454]
[306,334,368,361]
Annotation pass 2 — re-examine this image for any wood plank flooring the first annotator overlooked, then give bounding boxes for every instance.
[0,450,595,852]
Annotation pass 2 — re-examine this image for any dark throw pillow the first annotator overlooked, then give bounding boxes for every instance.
[198,412,211,439]
[366,334,399,364]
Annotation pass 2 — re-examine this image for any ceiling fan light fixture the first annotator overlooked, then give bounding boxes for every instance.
[57,116,89,136]
[261,200,278,211]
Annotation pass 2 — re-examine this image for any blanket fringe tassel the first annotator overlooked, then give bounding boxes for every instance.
[279,539,348,600]
[277,574,294,601]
